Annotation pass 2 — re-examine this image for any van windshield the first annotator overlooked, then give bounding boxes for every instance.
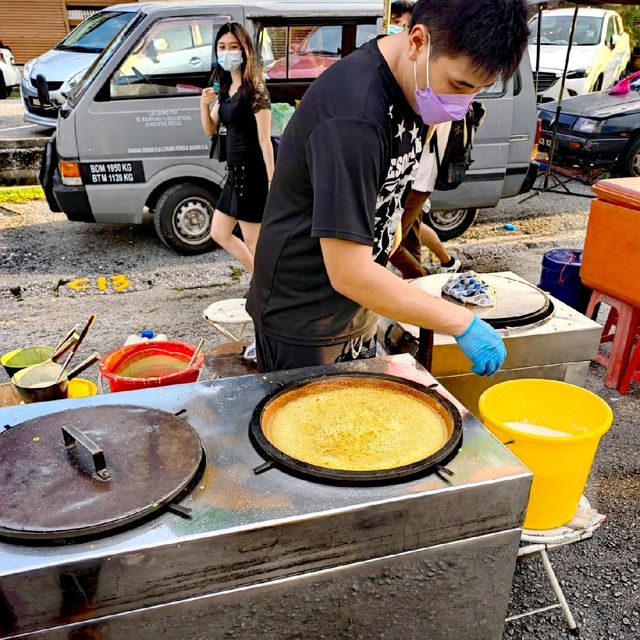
[67,12,144,107]
[57,11,135,54]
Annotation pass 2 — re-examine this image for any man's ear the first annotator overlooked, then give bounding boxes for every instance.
[407,24,428,62]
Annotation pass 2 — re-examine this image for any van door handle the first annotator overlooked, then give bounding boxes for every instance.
[189,57,203,68]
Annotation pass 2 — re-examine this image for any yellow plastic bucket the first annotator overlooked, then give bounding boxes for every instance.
[479,379,613,529]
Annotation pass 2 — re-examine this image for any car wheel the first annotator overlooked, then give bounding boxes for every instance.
[154,183,217,254]
[592,75,604,92]
[621,137,640,177]
[0,74,9,100]
[423,206,478,241]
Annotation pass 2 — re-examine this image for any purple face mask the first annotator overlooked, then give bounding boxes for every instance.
[414,38,477,125]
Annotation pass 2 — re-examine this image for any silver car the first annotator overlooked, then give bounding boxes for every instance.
[20,8,135,127]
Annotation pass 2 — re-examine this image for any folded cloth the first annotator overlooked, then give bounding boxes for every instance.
[442,271,496,307]
[243,340,257,362]
[566,504,607,530]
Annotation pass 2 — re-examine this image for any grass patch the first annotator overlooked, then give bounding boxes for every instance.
[0,186,45,204]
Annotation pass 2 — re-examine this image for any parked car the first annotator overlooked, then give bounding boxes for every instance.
[538,77,640,177]
[267,24,377,79]
[529,8,630,103]
[20,9,136,126]
[41,0,537,254]
[0,40,21,99]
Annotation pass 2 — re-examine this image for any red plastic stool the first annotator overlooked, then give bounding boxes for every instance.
[619,330,640,395]
[586,290,640,389]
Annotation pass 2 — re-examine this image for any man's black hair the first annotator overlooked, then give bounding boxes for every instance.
[391,1,415,18]
[410,0,529,80]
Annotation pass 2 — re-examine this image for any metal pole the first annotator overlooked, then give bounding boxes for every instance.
[544,3,579,190]
[382,0,392,34]
[535,4,542,97]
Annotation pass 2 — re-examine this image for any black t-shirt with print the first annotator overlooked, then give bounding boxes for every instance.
[247,39,423,346]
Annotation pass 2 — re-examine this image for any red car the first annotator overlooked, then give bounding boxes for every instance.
[267,24,376,80]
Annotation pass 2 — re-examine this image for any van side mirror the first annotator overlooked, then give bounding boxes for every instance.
[610,34,619,49]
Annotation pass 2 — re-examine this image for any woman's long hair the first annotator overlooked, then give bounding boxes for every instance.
[212,22,264,102]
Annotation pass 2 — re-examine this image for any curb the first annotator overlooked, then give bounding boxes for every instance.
[0,137,46,186]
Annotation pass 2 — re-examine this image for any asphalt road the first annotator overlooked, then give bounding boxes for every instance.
[1,185,638,639]
[0,97,53,139]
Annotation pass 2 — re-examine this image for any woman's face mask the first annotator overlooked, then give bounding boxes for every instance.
[217,50,244,72]
[388,24,405,35]
[413,37,477,125]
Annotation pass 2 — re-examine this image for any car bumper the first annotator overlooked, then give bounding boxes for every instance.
[20,79,62,127]
[540,130,629,165]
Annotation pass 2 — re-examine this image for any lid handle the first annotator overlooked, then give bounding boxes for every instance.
[62,425,112,481]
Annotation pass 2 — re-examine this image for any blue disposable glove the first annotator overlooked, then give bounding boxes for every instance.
[454,315,507,377]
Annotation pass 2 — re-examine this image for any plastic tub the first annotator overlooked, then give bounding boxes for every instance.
[99,341,204,393]
[539,248,592,313]
[479,379,613,529]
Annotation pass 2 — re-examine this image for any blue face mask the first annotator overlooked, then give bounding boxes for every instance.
[388,24,405,35]
[217,50,243,72]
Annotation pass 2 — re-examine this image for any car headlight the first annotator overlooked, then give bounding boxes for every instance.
[63,69,87,92]
[23,58,36,77]
[573,117,601,134]
[566,69,590,79]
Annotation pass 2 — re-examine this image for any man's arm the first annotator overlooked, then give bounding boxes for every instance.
[320,237,473,335]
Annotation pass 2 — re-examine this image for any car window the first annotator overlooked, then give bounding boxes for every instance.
[605,17,615,45]
[303,26,341,55]
[57,11,135,54]
[613,16,622,35]
[478,76,506,98]
[356,24,377,48]
[529,15,603,46]
[109,17,221,99]
[261,23,373,80]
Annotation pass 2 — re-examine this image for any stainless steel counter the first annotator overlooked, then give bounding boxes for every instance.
[0,355,531,640]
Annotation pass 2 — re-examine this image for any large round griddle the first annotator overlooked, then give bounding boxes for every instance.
[0,405,204,541]
[250,373,463,484]
[410,274,554,329]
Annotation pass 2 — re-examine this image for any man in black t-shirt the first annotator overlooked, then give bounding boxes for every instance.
[247,0,529,375]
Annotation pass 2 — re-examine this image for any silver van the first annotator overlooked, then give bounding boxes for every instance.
[41,0,538,254]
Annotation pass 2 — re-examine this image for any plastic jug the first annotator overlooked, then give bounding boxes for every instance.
[124,330,168,346]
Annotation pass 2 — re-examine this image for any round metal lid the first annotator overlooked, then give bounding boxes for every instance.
[410,274,554,329]
[0,405,204,541]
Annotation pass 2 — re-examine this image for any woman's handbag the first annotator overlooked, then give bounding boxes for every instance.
[209,124,227,163]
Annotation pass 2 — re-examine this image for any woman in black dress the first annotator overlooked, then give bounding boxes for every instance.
[200,22,274,274]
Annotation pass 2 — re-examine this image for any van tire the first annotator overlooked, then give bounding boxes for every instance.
[423,207,478,240]
[154,183,217,254]
[620,136,640,177]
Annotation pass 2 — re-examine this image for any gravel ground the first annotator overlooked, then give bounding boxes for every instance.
[0,185,639,639]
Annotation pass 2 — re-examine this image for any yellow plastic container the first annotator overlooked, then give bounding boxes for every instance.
[479,379,613,530]
[67,378,98,398]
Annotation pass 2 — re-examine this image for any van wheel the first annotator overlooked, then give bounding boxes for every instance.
[620,136,640,177]
[423,207,478,241]
[154,183,217,254]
